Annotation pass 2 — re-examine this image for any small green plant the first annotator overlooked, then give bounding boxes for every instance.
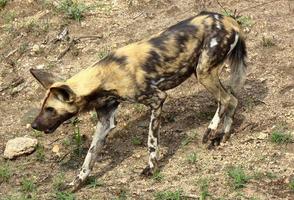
[181,137,192,146]
[116,189,127,200]
[21,178,36,193]
[86,177,104,188]
[73,125,82,155]
[261,36,275,47]
[198,179,210,200]
[53,173,65,191]
[152,170,164,182]
[154,190,183,200]
[35,144,45,161]
[222,11,253,28]
[58,0,87,22]
[0,0,8,8]
[62,138,71,147]
[55,191,75,200]
[97,47,111,60]
[19,43,29,54]
[0,164,11,183]
[227,166,250,189]
[3,11,16,23]
[289,178,294,191]
[187,152,197,164]
[131,136,142,146]
[32,129,43,138]
[270,129,292,144]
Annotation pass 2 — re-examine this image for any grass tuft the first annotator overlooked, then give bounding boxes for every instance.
[131,136,142,146]
[52,173,65,191]
[289,178,294,191]
[261,36,276,47]
[35,144,45,162]
[187,152,197,164]
[58,0,87,22]
[56,191,75,200]
[270,129,292,144]
[198,178,210,200]
[0,0,8,8]
[152,170,164,182]
[154,189,183,200]
[227,166,250,189]
[0,164,11,183]
[21,178,36,193]
[86,177,104,188]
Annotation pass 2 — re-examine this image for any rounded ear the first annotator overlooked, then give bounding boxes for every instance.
[50,84,76,103]
[30,69,61,89]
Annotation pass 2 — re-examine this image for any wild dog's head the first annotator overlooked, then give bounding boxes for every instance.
[30,69,79,133]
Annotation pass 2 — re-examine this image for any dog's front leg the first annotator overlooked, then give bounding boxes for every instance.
[140,89,167,176]
[69,101,119,191]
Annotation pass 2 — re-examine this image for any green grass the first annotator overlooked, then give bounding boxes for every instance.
[0,0,8,8]
[35,144,45,162]
[21,178,36,193]
[289,178,294,191]
[181,132,197,146]
[152,170,164,182]
[270,129,293,144]
[116,189,127,200]
[86,177,104,188]
[52,173,65,191]
[0,164,11,183]
[131,136,142,146]
[187,152,197,164]
[154,190,183,200]
[221,11,253,28]
[55,191,75,200]
[97,47,110,60]
[3,11,16,23]
[198,178,210,200]
[261,36,276,47]
[58,0,87,22]
[227,166,250,189]
[73,124,83,156]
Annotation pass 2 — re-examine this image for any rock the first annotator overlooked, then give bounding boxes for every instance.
[257,132,268,140]
[32,44,40,53]
[4,137,38,159]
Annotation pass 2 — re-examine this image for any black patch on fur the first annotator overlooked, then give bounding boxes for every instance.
[100,53,127,67]
[150,138,155,144]
[142,50,161,73]
[149,147,156,153]
[198,11,224,19]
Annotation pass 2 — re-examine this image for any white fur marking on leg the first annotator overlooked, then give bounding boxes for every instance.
[208,107,221,130]
[210,38,218,48]
[228,34,239,55]
[214,14,219,20]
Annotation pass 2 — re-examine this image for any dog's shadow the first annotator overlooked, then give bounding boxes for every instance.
[60,78,268,182]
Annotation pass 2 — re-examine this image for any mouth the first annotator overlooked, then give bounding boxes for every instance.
[44,128,56,134]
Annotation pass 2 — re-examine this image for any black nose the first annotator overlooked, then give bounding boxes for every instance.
[31,122,38,130]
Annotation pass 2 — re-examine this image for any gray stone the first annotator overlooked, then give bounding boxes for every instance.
[4,137,38,159]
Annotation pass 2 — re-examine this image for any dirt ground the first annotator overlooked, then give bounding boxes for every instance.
[0,0,293,199]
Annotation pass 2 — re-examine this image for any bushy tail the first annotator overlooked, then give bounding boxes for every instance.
[227,36,247,94]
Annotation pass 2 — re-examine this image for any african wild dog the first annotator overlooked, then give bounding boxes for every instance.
[30,11,247,190]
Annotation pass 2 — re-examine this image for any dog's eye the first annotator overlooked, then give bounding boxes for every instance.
[45,107,55,113]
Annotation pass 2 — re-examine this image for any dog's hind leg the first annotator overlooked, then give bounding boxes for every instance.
[69,101,119,191]
[196,49,238,147]
[138,88,167,176]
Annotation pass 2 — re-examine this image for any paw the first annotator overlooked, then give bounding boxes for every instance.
[207,132,224,150]
[67,177,83,192]
[141,166,155,177]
